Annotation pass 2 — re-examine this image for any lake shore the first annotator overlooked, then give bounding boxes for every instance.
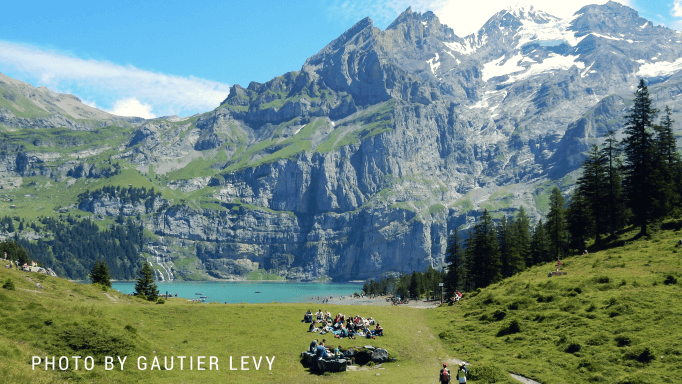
[297,295,443,309]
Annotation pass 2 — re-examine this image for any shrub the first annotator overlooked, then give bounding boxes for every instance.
[663,275,678,285]
[492,309,507,321]
[537,294,554,303]
[497,320,521,337]
[2,278,15,290]
[615,335,632,347]
[565,342,582,353]
[156,298,165,304]
[586,333,609,346]
[625,346,655,363]
[124,324,137,334]
[595,276,610,284]
[53,325,135,362]
[467,364,507,382]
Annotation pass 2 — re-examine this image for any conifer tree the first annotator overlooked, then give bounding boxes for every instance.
[545,187,568,258]
[577,145,608,245]
[90,260,112,288]
[530,220,550,266]
[444,229,465,295]
[601,130,628,235]
[465,209,501,289]
[652,106,680,212]
[134,262,158,301]
[409,272,421,299]
[511,206,532,269]
[566,191,592,253]
[497,215,514,278]
[622,79,658,235]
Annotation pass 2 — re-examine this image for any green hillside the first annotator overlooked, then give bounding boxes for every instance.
[429,221,682,383]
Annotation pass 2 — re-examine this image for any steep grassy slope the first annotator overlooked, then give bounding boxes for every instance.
[429,221,682,384]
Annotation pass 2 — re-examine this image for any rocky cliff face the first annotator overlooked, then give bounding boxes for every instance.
[3,1,682,281]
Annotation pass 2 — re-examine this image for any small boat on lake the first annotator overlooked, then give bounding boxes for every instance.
[195,293,202,295]
[255,291,262,293]
[200,296,208,298]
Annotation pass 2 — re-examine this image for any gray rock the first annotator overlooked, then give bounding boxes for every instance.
[371,348,389,363]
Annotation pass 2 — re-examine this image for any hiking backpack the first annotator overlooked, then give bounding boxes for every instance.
[440,368,450,382]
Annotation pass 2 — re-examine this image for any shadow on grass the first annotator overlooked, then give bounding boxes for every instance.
[300,357,325,376]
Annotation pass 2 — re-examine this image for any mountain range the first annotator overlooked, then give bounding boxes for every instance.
[1,1,681,281]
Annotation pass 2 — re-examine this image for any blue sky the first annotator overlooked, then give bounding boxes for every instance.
[0,0,678,118]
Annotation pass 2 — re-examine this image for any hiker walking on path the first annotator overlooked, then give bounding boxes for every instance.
[439,362,451,383]
[456,362,468,383]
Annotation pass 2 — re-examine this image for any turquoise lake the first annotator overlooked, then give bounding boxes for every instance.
[111,281,363,304]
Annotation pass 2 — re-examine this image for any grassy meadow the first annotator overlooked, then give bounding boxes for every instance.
[0,221,680,383]
[0,267,451,384]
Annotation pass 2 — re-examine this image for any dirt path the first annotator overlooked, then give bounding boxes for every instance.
[447,359,542,384]
[510,373,542,384]
[103,292,118,303]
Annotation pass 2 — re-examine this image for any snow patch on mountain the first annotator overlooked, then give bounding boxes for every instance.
[637,57,682,78]
[482,55,526,81]
[503,54,584,83]
[515,12,586,49]
[444,34,488,56]
[427,52,441,75]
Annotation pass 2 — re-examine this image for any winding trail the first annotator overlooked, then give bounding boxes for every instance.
[447,359,542,384]
[510,373,542,384]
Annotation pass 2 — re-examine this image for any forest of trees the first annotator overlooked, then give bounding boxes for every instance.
[78,185,162,207]
[443,79,682,295]
[18,216,145,280]
[362,266,445,299]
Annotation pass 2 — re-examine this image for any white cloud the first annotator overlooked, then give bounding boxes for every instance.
[433,0,632,37]
[674,0,682,18]
[108,98,156,119]
[0,41,230,118]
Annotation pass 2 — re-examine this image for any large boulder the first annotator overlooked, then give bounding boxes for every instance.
[301,351,316,364]
[317,358,347,372]
[371,348,389,363]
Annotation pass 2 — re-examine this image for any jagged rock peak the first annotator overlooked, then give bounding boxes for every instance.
[571,0,651,35]
[305,17,376,66]
[386,7,440,30]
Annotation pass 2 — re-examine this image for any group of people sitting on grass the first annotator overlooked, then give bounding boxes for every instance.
[309,338,345,360]
[303,309,384,339]
[448,291,463,305]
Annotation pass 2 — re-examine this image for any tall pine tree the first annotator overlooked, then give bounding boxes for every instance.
[652,105,680,214]
[511,206,532,270]
[531,220,551,266]
[576,145,608,246]
[497,215,515,278]
[566,191,592,253]
[134,262,158,301]
[601,130,628,235]
[545,187,568,258]
[444,229,466,295]
[622,79,658,235]
[465,209,501,289]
